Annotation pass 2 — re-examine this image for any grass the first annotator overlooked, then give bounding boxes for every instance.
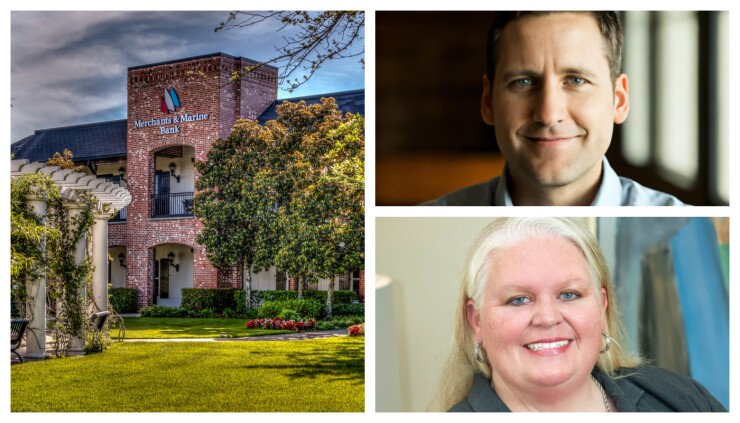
[119,317,294,339]
[11,337,364,412]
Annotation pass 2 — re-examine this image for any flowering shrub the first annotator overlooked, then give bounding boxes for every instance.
[347,323,365,336]
[246,318,316,332]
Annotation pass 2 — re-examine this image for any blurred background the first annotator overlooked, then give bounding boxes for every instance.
[375,217,729,411]
[375,11,729,206]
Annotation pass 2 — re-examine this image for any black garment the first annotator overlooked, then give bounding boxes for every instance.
[449,365,726,412]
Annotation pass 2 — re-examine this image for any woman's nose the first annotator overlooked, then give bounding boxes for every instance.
[531,298,563,327]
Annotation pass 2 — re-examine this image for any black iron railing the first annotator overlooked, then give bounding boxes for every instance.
[150,192,194,218]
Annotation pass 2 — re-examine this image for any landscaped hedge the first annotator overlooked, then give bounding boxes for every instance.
[259,290,358,304]
[181,288,238,314]
[140,305,189,317]
[175,288,360,316]
[109,287,139,313]
[331,303,364,316]
[258,299,322,319]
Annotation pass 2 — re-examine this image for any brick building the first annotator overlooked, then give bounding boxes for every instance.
[11,53,365,308]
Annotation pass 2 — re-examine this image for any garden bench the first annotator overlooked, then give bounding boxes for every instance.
[11,318,29,364]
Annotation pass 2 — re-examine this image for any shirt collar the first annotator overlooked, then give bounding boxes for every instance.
[591,157,623,206]
[494,157,620,206]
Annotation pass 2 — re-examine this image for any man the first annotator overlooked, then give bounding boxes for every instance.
[423,12,683,206]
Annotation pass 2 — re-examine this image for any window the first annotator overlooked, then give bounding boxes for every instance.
[619,11,728,205]
[275,270,287,290]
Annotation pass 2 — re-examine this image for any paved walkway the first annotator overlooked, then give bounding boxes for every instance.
[123,330,348,342]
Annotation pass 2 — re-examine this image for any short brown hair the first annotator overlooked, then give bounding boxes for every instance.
[486,11,623,85]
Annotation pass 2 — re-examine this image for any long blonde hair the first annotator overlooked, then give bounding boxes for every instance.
[428,217,640,411]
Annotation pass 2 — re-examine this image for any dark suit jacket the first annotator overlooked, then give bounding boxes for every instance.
[449,365,726,412]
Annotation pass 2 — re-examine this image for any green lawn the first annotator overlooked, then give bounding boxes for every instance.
[120,317,294,339]
[11,337,364,412]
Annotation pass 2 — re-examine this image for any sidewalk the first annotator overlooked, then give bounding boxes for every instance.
[122,329,347,342]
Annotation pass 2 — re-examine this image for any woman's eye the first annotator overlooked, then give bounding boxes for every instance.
[509,296,530,305]
[560,291,581,301]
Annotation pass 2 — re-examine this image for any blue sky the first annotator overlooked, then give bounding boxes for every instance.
[10,11,365,143]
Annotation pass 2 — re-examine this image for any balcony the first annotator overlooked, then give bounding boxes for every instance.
[150,192,194,218]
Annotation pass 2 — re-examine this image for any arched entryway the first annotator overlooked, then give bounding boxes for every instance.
[152,244,194,307]
[109,246,127,288]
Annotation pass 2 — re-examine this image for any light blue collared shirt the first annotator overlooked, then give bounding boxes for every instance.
[422,157,685,206]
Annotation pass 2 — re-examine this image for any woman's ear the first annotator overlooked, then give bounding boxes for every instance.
[601,287,608,321]
[466,299,483,340]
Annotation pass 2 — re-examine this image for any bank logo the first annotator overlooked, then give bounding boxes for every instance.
[160,87,181,114]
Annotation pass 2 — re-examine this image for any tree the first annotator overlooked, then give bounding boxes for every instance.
[194,120,278,308]
[195,98,364,313]
[46,149,85,172]
[216,11,364,92]
[279,114,364,316]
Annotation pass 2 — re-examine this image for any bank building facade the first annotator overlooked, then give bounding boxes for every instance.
[12,52,365,308]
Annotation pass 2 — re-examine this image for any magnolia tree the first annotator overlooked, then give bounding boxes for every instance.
[195,98,364,316]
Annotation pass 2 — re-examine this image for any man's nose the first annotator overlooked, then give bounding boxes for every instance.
[532,81,567,127]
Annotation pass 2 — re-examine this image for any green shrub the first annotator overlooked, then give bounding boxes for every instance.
[233,290,247,314]
[324,314,364,328]
[257,301,282,319]
[181,288,238,314]
[243,308,259,319]
[140,305,188,318]
[261,290,298,302]
[278,309,301,321]
[316,321,337,331]
[331,290,359,304]
[303,290,327,303]
[303,290,358,304]
[331,303,364,316]
[254,290,358,306]
[258,299,322,319]
[221,307,235,318]
[200,308,215,318]
[109,287,139,313]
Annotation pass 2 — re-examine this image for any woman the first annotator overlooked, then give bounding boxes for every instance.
[431,217,725,412]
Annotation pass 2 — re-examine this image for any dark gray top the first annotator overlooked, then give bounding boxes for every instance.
[449,365,726,412]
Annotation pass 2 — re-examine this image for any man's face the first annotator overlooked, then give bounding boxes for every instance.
[482,13,629,191]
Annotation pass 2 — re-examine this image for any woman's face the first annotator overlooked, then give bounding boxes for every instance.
[467,235,607,394]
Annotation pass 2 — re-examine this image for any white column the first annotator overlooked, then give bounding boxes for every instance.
[91,213,111,312]
[22,195,48,359]
[66,203,88,354]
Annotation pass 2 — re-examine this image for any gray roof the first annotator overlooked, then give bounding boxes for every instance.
[10,89,364,163]
[11,120,128,163]
[257,89,365,123]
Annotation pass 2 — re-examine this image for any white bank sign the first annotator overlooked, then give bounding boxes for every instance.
[133,86,209,134]
[133,112,210,134]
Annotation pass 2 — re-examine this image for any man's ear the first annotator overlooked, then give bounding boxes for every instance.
[481,74,496,126]
[613,73,630,124]
[466,299,483,340]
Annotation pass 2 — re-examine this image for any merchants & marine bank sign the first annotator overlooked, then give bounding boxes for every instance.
[133,86,209,135]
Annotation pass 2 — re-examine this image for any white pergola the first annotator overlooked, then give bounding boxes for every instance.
[11,159,132,358]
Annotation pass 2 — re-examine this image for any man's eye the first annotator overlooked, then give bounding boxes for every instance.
[515,78,533,87]
[567,76,586,85]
